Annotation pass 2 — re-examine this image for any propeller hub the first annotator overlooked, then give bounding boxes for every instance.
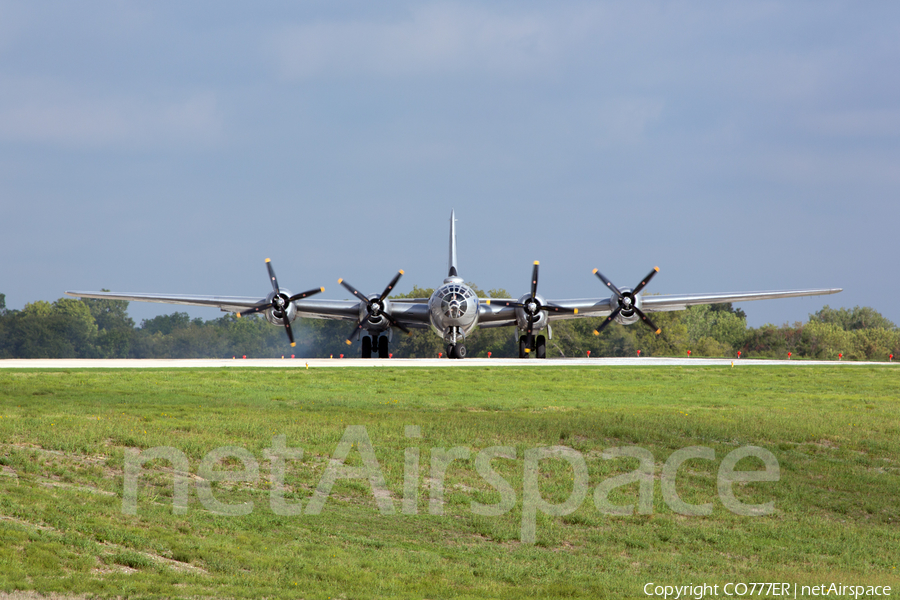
[526,300,538,314]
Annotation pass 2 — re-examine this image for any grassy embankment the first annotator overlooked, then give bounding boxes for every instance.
[0,366,898,599]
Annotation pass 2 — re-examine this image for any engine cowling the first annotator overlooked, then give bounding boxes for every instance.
[263,289,298,326]
[515,293,549,331]
[612,288,642,325]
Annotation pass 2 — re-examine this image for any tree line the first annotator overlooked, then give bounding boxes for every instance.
[0,289,896,361]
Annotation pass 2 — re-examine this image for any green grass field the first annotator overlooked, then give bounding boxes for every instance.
[0,366,898,599]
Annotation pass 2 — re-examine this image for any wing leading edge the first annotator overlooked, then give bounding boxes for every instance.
[65,291,267,314]
[542,288,843,321]
[476,287,842,326]
[64,290,432,328]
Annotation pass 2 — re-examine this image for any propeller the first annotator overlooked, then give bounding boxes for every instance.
[485,261,578,335]
[592,266,661,337]
[339,270,410,345]
[236,258,324,347]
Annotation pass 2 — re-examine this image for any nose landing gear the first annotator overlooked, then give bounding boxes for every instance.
[446,344,467,359]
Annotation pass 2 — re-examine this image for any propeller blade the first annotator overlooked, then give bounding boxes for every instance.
[633,307,662,335]
[339,279,368,301]
[531,261,539,299]
[288,287,325,303]
[592,306,623,336]
[383,312,411,334]
[379,270,404,302]
[238,303,272,318]
[265,259,280,294]
[543,303,579,314]
[344,318,367,345]
[631,267,659,296]
[593,269,624,298]
[284,320,296,347]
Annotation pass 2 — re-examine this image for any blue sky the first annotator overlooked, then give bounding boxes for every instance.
[1,1,897,327]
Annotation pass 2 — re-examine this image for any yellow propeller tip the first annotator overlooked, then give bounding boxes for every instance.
[399,269,405,275]
[592,268,598,274]
[338,278,343,284]
[320,287,325,292]
[345,340,352,345]
[236,313,241,318]
[654,266,659,272]
[525,348,530,353]
[655,329,661,335]
[265,258,271,263]
[534,260,540,265]
[290,342,296,347]
[593,330,600,336]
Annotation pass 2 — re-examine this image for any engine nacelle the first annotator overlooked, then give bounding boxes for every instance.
[612,288,643,325]
[360,295,392,333]
[263,290,298,326]
[515,293,549,331]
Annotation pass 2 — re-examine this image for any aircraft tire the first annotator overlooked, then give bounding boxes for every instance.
[518,336,527,358]
[378,335,389,358]
[455,345,466,359]
[361,336,372,359]
[536,335,546,359]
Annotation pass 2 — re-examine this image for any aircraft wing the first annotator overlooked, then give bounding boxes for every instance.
[476,288,842,325]
[66,291,268,313]
[65,290,434,328]
[292,298,433,328]
[638,288,844,312]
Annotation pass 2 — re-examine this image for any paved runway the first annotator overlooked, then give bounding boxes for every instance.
[0,357,894,368]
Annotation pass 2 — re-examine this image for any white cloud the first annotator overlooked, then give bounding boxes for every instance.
[0,81,222,149]
[799,109,900,139]
[592,97,666,146]
[270,3,575,80]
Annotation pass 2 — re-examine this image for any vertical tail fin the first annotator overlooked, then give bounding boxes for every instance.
[448,210,458,277]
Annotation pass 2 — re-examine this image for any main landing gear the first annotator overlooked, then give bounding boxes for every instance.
[518,334,546,359]
[360,335,390,359]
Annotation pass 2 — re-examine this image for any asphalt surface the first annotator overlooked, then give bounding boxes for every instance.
[0,357,894,368]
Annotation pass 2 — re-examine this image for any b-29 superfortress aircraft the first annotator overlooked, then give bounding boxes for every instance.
[67,211,841,359]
